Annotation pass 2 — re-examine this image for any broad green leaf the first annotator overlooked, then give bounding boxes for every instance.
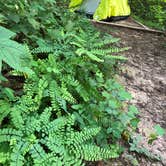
[0,26,15,39]
[0,74,8,81]
[0,26,32,74]
[118,90,132,100]
[128,105,139,118]
[0,39,30,72]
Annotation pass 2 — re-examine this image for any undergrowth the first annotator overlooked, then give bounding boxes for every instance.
[0,0,164,165]
[129,0,166,30]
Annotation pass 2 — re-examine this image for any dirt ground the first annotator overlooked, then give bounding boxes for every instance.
[94,21,166,166]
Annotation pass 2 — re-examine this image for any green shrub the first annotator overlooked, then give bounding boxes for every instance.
[129,0,166,30]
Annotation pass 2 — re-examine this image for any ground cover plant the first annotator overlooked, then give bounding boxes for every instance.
[129,0,166,30]
[0,0,163,165]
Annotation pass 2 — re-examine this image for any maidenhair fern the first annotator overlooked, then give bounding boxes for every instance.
[0,111,119,166]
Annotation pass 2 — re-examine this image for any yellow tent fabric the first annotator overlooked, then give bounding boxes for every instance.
[69,0,130,20]
[93,0,130,20]
[69,0,83,11]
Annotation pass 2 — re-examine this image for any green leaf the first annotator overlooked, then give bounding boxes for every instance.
[118,90,132,100]
[0,74,8,81]
[76,49,104,62]
[3,88,15,101]
[0,26,15,39]
[128,105,139,118]
[0,26,32,74]
[8,14,20,23]
[130,118,140,128]
[87,52,104,62]
[107,55,127,60]
[154,125,165,136]
[108,100,119,109]
[28,18,40,29]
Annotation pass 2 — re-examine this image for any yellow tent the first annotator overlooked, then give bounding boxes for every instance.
[69,0,131,21]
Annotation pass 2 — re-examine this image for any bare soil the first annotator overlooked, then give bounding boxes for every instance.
[93,20,166,166]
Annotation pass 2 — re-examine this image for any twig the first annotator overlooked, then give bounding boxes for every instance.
[130,17,150,30]
[92,20,165,35]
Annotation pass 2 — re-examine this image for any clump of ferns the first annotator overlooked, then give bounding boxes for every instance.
[0,107,119,166]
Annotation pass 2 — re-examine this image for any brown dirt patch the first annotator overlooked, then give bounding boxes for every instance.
[94,22,166,166]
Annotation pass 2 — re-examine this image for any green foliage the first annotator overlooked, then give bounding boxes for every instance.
[0,26,32,76]
[0,109,119,165]
[148,125,165,144]
[154,125,165,136]
[0,0,142,165]
[0,0,70,46]
[129,0,166,30]
[129,134,161,161]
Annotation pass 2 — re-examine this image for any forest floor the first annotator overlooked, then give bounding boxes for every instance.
[94,20,166,166]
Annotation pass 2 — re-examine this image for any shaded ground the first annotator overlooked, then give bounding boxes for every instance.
[94,21,166,165]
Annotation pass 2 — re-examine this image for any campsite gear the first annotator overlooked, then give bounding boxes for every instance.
[69,0,131,21]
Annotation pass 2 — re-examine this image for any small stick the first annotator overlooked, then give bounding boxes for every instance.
[130,17,149,29]
[92,20,165,35]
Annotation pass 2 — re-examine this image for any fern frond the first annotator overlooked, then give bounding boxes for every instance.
[33,153,58,166]
[106,55,127,60]
[61,75,79,87]
[81,145,119,161]
[25,117,41,134]
[0,152,10,164]
[49,81,61,111]
[32,46,54,54]
[91,47,128,55]
[67,127,101,145]
[42,116,66,134]
[63,155,83,166]
[30,143,46,163]
[34,78,48,103]
[10,108,24,129]
[10,141,30,166]
[0,100,11,124]
[76,84,90,102]
[76,49,104,62]
[40,107,52,124]
[72,34,86,45]
[0,129,22,143]
[61,84,76,104]
[43,137,65,154]
[92,38,120,48]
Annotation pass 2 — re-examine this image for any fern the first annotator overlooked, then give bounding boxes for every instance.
[0,152,10,164]
[10,141,30,166]
[32,46,54,54]
[0,113,119,165]
[0,129,23,143]
[10,108,24,129]
[0,100,11,124]
[92,37,120,48]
